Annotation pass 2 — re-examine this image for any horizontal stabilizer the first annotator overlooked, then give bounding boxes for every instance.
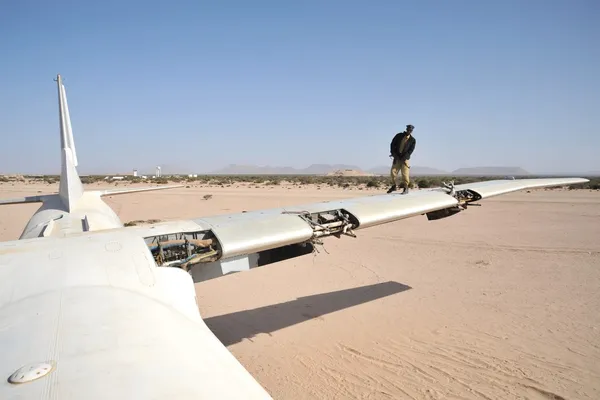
[99,185,184,197]
[0,195,47,205]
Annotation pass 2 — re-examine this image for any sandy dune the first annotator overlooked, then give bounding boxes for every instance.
[1,182,599,399]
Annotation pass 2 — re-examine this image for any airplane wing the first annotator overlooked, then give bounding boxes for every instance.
[98,184,185,196]
[125,177,589,280]
[0,176,588,399]
[0,195,47,205]
[0,186,186,207]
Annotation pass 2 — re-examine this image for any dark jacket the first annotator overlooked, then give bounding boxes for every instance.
[390,131,416,160]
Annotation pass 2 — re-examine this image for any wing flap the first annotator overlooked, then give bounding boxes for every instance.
[337,190,457,229]
[198,213,314,258]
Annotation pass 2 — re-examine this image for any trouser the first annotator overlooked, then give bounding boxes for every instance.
[390,158,410,187]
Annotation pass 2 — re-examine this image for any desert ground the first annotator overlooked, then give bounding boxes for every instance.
[1,181,599,399]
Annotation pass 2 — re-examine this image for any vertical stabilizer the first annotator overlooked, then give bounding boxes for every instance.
[60,82,78,166]
[56,74,83,211]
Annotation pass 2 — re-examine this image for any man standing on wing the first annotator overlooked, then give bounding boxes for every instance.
[387,124,416,194]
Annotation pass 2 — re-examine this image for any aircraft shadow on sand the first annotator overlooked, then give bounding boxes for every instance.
[204,281,411,346]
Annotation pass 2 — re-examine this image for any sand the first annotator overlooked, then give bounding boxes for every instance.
[1,181,599,399]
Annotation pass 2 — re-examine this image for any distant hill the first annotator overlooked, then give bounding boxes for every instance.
[302,164,362,174]
[326,169,374,177]
[451,167,530,176]
[210,164,295,175]
[367,166,449,176]
[210,164,362,175]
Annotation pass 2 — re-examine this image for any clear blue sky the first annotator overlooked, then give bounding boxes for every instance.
[0,0,598,175]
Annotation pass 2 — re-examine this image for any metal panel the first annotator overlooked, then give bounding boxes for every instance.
[220,254,256,274]
[198,214,314,259]
[344,192,458,229]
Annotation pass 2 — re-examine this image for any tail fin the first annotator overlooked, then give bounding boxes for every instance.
[56,74,83,211]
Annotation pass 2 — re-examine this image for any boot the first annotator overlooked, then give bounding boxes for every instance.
[401,184,409,195]
[386,184,397,194]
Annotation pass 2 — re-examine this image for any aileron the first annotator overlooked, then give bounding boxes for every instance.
[452,178,588,199]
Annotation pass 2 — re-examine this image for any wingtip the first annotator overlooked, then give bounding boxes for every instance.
[571,177,590,184]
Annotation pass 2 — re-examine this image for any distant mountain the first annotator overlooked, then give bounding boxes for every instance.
[209,164,534,176]
[302,164,362,174]
[327,169,374,177]
[210,164,295,175]
[367,166,449,176]
[210,164,362,175]
[451,167,530,176]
